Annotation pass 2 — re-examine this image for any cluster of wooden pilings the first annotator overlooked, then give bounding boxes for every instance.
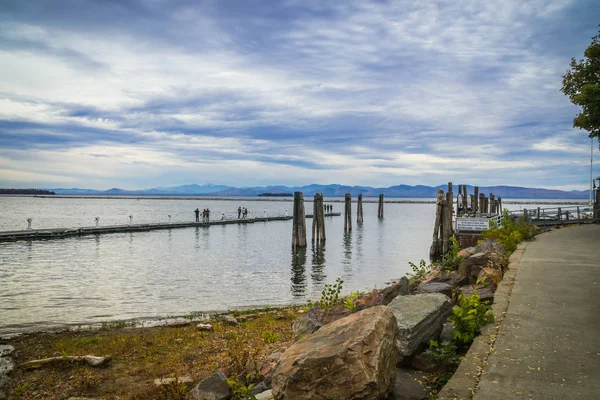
[292,191,384,247]
[430,183,503,260]
[455,184,502,217]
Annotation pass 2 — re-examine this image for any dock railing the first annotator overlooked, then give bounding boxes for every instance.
[506,205,598,226]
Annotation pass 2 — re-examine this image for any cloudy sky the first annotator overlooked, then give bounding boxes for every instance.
[0,0,598,190]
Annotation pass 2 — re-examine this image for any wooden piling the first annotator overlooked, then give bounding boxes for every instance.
[489,193,495,215]
[312,193,326,242]
[292,191,307,248]
[443,182,453,254]
[498,197,502,214]
[429,188,445,260]
[462,185,468,214]
[474,186,479,213]
[344,193,352,231]
[357,194,364,225]
[377,194,384,219]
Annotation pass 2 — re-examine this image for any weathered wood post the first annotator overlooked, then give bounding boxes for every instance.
[498,197,502,214]
[558,207,563,225]
[489,193,495,215]
[478,193,485,215]
[357,194,364,225]
[443,182,454,254]
[430,188,445,260]
[474,186,479,213]
[312,193,326,242]
[377,194,384,219]
[292,191,307,248]
[537,207,541,220]
[577,206,581,221]
[344,193,352,231]
[462,185,468,214]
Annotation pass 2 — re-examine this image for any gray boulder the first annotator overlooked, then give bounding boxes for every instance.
[292,308,322,339]
[0,346,14,358]
[189,371,232,400]
[416,282,452,297]
[475,239,506,256]
[429,271,466,287]
[0,358,13,375]
[388,293,452,358]
[440,322,455,342]
[272,306,398,399]
[381,277,410,304]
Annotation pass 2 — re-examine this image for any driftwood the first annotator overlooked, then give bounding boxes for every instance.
[21,355,111,369]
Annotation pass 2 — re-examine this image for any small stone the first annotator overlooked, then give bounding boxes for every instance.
[255,389,274,400]
[189,371,231,400]
[460,285,495,304]
[250,381,269,395]
[219,315,240,326]
[411,352,437,372]
[0,374,9,389]
[197,323,214,332]
[0,346,14,358]
[393,369,430,400]
[0,357,14,375]
[154,376,193,387]
[440,322,455,342]
[174,338,183,343]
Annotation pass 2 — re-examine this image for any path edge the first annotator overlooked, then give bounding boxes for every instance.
[436,240,529,400]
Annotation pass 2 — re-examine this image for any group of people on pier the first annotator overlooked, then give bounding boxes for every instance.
[323,204,333,213]
[237,207,249,219]
[194,208,211,222]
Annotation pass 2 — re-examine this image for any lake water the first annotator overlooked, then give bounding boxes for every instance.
[0,196,576,335]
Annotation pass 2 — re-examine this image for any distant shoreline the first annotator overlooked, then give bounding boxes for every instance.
[0,194,588,205]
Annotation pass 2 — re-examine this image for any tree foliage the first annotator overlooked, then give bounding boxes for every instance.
[561,27,600,144]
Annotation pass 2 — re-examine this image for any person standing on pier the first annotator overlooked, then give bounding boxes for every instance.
[238,207,242,219]
[206,208,210,222]
[202,209,206,222]
[195,208,200,222]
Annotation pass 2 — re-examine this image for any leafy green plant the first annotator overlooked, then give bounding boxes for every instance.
[307,277,344,310]
[261,330,280,344]
[406,259,431,285]
[227,375,257,400]
[481,210,536,253]
[343,291,360,312]
[450,291,495,344]
[439,236,464,271]
[426,340,460,371]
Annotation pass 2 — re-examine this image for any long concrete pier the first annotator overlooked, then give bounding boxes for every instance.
[0,213,341,243]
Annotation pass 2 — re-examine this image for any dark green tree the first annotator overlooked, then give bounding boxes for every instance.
[561,27,600,145]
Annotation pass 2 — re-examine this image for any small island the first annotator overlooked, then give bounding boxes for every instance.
[0,188,55,195]
[257,192,293,197]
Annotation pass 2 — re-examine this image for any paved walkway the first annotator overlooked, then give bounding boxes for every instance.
[473,224,600,399]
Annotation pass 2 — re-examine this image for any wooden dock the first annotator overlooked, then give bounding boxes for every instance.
[0,213,341,243]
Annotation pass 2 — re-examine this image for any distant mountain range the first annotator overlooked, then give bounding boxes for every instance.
[39,183,592,199]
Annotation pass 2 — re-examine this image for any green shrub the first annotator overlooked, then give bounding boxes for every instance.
[481,210,536,253]
[426,340,460,371]
[261,330,280,344]
[227,375,257,400]
[343,291,360,312]
[439,236,464,271]
[406,259,431,285]
[307,277,343,310]
[450,291,494,344]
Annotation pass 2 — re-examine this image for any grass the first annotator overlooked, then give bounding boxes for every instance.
[6,308,299,400]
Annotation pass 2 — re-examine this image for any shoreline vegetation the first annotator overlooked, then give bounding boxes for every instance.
[0,194,588,205]
[2,213,540,399]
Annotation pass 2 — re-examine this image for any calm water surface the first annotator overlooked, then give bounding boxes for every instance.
[0,196,572,335]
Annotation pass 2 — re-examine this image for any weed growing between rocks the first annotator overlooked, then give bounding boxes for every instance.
[450,291,495,345]
[307,277,344,310]
[406,259,432,287]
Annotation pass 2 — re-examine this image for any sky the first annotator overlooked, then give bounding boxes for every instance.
[0,0,599,191]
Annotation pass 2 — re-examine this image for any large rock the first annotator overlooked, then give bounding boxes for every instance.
[458,252,490,284]
[457,247,476,258]
[0,358,13,375]
[189,371,231,400]
[272,306,398,399]
[0,346,14,358]
[415,282,452,297]
[388,293,452,358]
[459,285,495,304]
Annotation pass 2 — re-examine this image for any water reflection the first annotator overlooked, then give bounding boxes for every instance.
[310,243,326,285]
[355,224,364,265]
[342,231,353,278]
[290,247,307,297]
